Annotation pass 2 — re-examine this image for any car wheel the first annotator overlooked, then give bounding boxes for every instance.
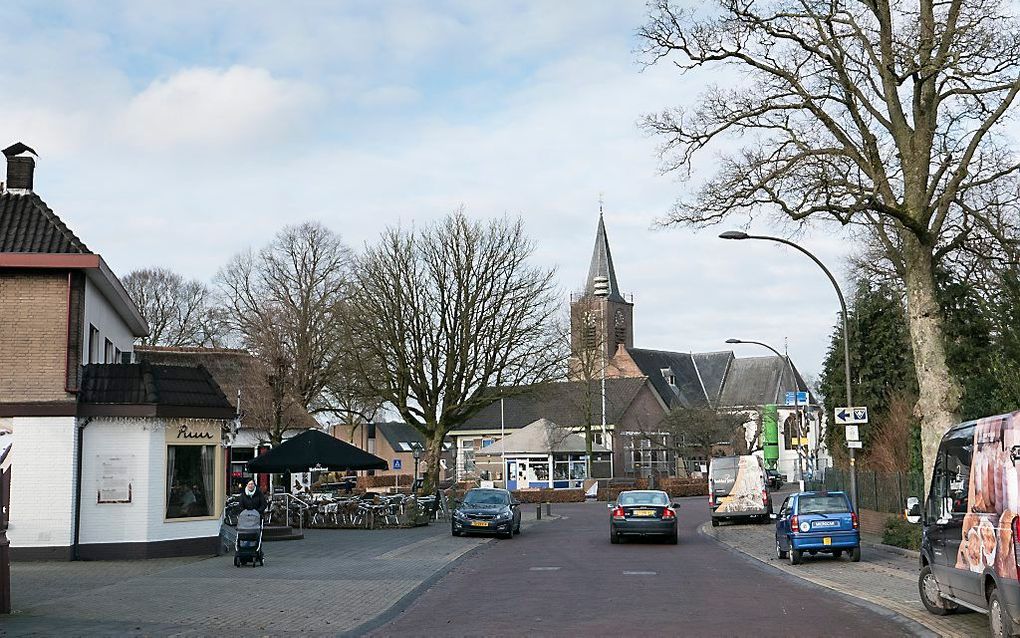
[850,546,861,562]
[711,518,719,527]
[790,548,803,565]
[610,532,620,544]
[833,550,843,559]
[989,586,1014,638]
[776,539,788,559]
[668,531,678,545]
[499,531,513,539]
[918,564,957,616]
[514,524,521,535]
[451,525,461,537]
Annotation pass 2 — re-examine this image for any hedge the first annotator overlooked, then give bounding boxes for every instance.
[512,488,585,503]
[357,474,413,488]
[598,480,708,501]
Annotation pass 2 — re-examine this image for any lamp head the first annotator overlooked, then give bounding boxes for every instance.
[725,338,743,344]
[719,230,749,240]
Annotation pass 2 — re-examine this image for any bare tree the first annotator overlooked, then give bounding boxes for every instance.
[567,297,610,477]
[123,267,226,347]
[344,210,565,491]
[638,0,1020,488]
[217,222,353,443]
[655,407,751,467]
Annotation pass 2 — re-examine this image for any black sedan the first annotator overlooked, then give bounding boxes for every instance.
[451,488,521,539]
[609,490,678,544]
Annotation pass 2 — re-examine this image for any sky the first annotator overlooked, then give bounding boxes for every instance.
[0,1,856,378]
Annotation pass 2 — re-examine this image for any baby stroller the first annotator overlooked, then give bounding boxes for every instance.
[234,509,264,567]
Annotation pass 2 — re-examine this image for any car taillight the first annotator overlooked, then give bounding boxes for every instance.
[612,506,626,519]
[1012,516,1020,578]
[791,515,798,531]
[662,507,675,519]
[851,512,859,530]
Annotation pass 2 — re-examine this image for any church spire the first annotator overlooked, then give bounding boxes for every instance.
[584,210,626,303]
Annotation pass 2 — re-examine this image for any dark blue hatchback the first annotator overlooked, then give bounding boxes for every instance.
[774,491,860,564]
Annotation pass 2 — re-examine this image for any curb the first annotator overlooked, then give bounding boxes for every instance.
[698,523,973,638]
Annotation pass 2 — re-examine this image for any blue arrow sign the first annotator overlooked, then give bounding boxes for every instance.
[835,407,869,425]
[836,409,851,422]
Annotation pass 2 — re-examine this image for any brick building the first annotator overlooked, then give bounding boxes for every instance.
[0,143,236,559]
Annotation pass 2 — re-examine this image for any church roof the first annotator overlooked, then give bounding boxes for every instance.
[584,213,627,303]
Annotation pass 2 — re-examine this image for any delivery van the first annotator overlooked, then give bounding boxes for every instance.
[905,410,1020,636]
[709,454,771,526]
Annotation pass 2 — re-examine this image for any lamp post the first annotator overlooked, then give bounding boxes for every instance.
[726,338,806,490]
[412,444,423,495]
[720,230,857,511]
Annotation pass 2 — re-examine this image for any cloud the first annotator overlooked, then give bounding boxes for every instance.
[120,66,318,150]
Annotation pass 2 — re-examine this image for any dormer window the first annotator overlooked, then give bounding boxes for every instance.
[661,368,676,387]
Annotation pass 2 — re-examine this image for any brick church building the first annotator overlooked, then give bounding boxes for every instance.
[449,213,827,484]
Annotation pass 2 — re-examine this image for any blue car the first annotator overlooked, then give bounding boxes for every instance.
[774,491,860,564]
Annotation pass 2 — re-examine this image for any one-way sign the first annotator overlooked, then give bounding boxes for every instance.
[835,406,869,425]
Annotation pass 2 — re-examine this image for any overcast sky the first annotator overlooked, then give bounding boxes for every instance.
[1,1,858,378]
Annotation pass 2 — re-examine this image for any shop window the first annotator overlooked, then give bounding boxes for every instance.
[166,445,216,519]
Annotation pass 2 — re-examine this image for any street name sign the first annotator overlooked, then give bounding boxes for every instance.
[845,425,860,442]
[835,406,869,425]
[847,440,863,449]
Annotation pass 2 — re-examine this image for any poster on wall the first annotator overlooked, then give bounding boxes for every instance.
[291,472,311,494]
[97,455,133,503]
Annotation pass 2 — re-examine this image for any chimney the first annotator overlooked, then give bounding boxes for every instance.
[2,142,38,193]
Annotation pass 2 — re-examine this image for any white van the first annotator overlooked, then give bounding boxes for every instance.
[709,454,772,526]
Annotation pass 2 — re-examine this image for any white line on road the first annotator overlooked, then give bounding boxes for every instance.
[623,571,657,575]
[529,567,561,571]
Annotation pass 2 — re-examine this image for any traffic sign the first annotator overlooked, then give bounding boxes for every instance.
[785,391,809,405]
[847,440,863,449]
[835,406,869,425]
[393,459,402,470]
[845,425,859,442]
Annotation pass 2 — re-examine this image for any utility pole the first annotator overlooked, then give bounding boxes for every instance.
[721,231,857,511]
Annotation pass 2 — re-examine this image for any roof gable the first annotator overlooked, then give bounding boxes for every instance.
[626,348,711,409]
[0,192,90,254]
[79,362,236,418]
[716,355,810,408]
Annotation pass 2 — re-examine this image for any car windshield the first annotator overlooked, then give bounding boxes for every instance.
[798,495,850,514]
[463,490,509,506]
[618,491,668,506]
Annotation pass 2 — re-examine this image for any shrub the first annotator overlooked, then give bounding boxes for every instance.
[512,488,585,503]
[357,474,413,488]
[882,516,922,550]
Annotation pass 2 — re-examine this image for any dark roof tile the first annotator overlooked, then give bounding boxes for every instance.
[0,192,90,253]
[80,362,234,413]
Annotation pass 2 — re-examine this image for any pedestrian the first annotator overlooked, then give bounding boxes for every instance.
[239,479,268,515]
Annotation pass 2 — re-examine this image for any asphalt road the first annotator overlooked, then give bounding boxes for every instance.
[368,497,924,637]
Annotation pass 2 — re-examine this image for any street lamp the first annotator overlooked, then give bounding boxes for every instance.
[726,338,807,489]
[720,231,858,511]
[411,444,423,495]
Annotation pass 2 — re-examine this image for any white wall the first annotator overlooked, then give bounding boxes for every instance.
[8,416,77,549]
[79,418,222,545]
[83,278,135,364]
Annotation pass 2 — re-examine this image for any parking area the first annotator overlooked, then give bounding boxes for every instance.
[705,519,989,638]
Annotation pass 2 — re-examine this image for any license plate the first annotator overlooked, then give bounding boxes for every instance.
[823,537,832,545]
[633,509,655,517]
[470,521,490,527]
[813,520,838,528]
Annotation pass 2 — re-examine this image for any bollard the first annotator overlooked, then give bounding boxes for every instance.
[536,504,542,520]
[545,502,551,517]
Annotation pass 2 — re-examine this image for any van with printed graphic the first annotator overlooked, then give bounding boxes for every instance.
[906,410,1020,637]
[708,454,771,527]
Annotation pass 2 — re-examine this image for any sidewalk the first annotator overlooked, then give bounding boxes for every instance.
[2,510,553,637]
[703,521,988,637]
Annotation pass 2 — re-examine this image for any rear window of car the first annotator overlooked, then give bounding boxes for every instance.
[618,491,668,506]
[710,457,738,481]
[798,495,850,514]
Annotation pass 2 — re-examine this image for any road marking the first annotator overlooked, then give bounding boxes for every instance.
[529,567,561,571]
[623,571,657,575]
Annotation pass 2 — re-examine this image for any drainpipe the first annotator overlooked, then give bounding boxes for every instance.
[72,416,93,561]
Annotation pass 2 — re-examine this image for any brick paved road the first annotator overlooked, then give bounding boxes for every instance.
[372,498,927,637]
[1,512,551,637]
[706,520,989,637]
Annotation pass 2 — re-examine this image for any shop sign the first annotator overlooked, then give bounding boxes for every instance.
[165,421,220,444]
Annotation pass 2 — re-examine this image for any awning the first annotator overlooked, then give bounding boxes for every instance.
[247,429,388,473]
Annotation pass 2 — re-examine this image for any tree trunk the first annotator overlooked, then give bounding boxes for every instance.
[901,234,962,495]
[422,430,445,494]
[585,423,593,478]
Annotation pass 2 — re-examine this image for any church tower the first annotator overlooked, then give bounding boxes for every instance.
[570,213,633,375]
